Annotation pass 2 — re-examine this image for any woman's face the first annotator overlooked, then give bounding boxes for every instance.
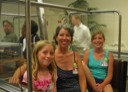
[92,34,105,49]
[56,28,71,48]
[37,44,54,68]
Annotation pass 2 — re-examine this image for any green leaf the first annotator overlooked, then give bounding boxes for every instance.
[68,0,88,9]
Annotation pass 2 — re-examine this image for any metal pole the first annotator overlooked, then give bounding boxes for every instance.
[37,8,45,40]
[25,0,33,92]
[0,0,2,19]
[36,0,45,40]
[117,12,122,59]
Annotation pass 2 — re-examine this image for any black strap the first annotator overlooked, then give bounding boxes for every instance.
[73,52,76,63]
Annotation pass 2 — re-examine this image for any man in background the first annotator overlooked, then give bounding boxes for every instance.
[1,20,18,42]
[71,15,91,52]
[1,20,18,71]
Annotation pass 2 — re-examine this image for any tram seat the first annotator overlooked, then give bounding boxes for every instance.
[111,59,127,92]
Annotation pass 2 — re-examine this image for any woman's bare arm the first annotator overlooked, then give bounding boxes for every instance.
[75,52,86,92]
[82,50,97,90]
[9,63,27,84]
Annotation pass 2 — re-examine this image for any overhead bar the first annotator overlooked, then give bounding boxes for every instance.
[1,12,37,17]
[19,0,121,14]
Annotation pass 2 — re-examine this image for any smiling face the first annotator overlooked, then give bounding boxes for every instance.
[56,28,72,49]
[91,32,105,49]
[37,44,55,68]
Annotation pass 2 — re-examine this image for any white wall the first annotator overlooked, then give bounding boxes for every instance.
[87,0,128,51]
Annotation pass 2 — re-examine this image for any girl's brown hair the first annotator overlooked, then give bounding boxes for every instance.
[91,31,105,42]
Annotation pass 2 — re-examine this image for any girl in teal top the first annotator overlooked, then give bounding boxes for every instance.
[82,31,114,92]
[88,49,108,81]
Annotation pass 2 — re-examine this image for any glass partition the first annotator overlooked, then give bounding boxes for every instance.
[0,1,24,92]
[0,1,22,79]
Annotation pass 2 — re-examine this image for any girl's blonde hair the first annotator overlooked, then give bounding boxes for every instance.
[32,40,56,82]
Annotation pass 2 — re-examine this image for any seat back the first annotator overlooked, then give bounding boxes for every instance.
[111,59,127,92]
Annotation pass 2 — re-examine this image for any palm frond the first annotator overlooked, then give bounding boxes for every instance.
[88,21,106,31]
[88,7,98,11]
[68,0,88,9]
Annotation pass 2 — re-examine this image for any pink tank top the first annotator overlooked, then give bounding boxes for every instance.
[22,71,54,92]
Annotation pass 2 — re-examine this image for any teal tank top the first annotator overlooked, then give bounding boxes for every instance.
[88,49,108,80]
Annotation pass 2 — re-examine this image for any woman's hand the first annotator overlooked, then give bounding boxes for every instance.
[9,75,20,85]
[9,64,26,85]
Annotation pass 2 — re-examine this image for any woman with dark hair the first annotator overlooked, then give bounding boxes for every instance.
[53,25,86,92]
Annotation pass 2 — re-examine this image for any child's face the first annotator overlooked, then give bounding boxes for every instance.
[37,44,54,68]
[92,34,105,49]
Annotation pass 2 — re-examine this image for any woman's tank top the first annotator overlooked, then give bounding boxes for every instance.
[56,52,81,92]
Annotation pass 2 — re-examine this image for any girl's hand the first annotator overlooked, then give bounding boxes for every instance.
[94,83,104,92]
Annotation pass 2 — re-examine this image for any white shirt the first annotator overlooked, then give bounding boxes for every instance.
[73,23,91,50]
[22,38,26,52]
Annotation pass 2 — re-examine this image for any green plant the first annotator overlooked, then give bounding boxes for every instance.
[68,0,88,9]
[59,0,106,32]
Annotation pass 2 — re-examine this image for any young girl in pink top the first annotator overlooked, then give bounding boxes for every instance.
[22,40,57,92]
